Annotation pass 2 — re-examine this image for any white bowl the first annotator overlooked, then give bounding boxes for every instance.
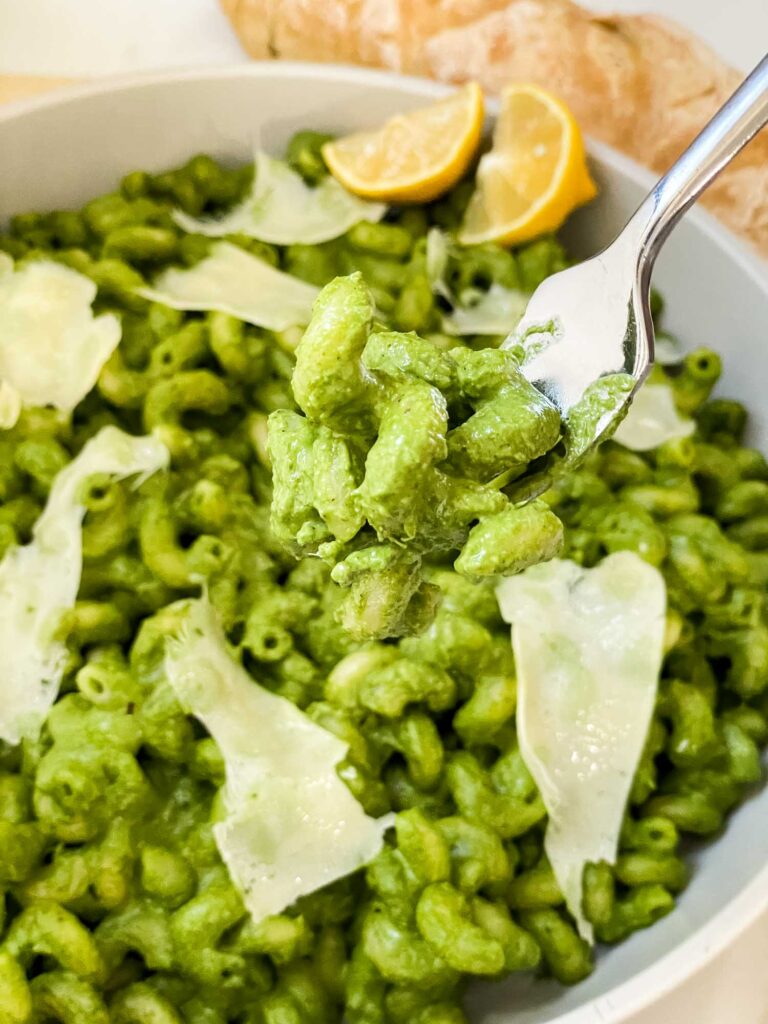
[1,63,766,1024]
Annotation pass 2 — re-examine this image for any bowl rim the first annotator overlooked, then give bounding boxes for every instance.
[1,60,767,1023]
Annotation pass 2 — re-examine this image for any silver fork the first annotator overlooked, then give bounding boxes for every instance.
[507,51,768,447]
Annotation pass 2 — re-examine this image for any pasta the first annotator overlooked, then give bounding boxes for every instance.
[268,275,564,639]
[0,136,765,1024]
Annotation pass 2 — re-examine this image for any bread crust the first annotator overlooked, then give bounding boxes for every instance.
[220,0,274,57]
[221,0,767,257]
[420,0,642,148]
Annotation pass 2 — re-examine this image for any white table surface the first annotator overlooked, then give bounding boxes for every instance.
[0,1,766,1022]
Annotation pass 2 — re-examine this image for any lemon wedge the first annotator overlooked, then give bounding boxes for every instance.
[322,83,484,203]
[459,84,597,247]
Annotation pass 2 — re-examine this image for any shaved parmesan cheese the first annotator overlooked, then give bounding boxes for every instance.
[174,152,385,245]
[0,427,169,745]
[613,382,694,452]
[140,242,319,330]
[0,381,22,429]
[653,333,683,366]
[0,257,120,423]
[425,228,529,336]
[497,553,666,941]
[425,228,451,300]
[443,283,529,336]
[165,598,392,923]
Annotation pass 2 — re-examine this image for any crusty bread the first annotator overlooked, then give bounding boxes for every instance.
[418,1,642,148]
[221,0,768,257]
[220,0,275,59]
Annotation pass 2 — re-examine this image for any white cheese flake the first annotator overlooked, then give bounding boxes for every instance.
[497,552,666,941]
[164,598,392,924]
[653,333,683,366]
[425,227,451,300]
[425,228,529,336]
[140,242,319,330]
[0,427,169,744]
[613,381,694,452]
[0,381,22,430]
[443,283,529,336]
[174,152,386,245]
[0,256,121,423]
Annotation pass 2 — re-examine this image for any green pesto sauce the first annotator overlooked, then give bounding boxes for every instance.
[268,274,566,640]
[564,372,635,464]
[0,132,764,1024]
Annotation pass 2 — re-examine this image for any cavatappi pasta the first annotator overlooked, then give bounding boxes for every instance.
[0,133,765,1023]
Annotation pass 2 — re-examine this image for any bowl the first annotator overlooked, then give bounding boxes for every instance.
[0,63,766,1024]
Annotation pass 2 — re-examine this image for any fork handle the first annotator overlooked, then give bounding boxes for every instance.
[631,51,768,279]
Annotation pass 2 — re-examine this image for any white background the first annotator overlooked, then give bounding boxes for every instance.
[0,1,767,1022]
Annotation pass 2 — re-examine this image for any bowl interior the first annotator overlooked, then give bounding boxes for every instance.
[1,64,766,1024]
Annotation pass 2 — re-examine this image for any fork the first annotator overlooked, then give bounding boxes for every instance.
[506,51,768,450]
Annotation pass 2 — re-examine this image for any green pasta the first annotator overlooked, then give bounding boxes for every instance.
[0,137,764,1024]
[268,274,565,638]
